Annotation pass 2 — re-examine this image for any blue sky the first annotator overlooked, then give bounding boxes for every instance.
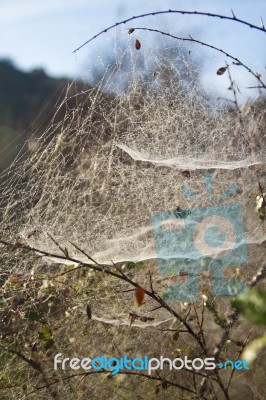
[1,0,266,98]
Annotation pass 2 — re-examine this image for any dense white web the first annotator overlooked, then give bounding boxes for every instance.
[0,32,265,266]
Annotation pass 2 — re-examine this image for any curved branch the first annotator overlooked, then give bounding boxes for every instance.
[73,9,266,52]
[130,27,266,89]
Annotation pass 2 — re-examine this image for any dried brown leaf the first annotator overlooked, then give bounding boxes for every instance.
[135,39,141,50]
[135,287,145,306]
[216,66,227,76]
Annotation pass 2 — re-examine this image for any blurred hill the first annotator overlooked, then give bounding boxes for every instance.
[0,59,115,172]
[0,59,68,170]
[0,59,265,173]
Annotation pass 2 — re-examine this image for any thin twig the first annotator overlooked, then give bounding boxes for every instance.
[225,62,241,112]
[68,240,100,266]
[246,86,265,89]
[148,270,154,292]
[227,331,252,390]
[200,300,205,334]
[47,232,69,258]
[149,305,163,312]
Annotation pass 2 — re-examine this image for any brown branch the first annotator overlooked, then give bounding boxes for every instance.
[0,239,206,351]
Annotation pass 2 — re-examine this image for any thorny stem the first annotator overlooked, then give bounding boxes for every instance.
[73,10,266,52]
[129,27,266,90]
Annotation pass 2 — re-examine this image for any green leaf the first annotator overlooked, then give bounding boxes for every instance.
[135,261,145,270]
[242,333,266,363]
[122,261,144,270]
[231,289,266,325]
[123,262,136,270]
[38,325,53,341]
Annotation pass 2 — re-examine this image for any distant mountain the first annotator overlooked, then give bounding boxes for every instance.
[0,60,115,172]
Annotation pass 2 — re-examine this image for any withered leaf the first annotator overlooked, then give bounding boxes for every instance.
[128,28,135,34]
[135,39,141,50]
[216,67,227,76]
[139,316,155,322]
[135,287,145,306]
[86,304,92,319]
[162,380,168,390]
[172,331,179,341]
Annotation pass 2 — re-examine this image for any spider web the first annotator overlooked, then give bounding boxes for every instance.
[0,24,266,399]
